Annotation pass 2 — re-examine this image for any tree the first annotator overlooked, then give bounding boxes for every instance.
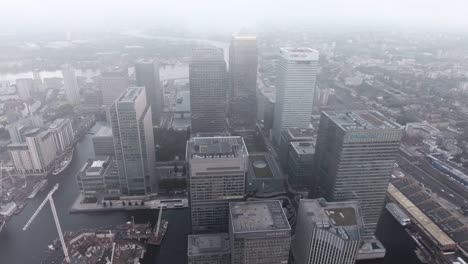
[140,201,145,206]
[174,164,179,173]
[182,165,187,176]
[103,201,107,207]
[109,201,113,207]
[122,201,126,206]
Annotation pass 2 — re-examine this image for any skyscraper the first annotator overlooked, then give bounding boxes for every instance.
[190,48,227,134]
[135,59,162,124]
[187,136,248,233]
[110,87,156,195]
[62,65,80,105]
[229,200,291,264]
[292,199,363,264]
[100,67,129,107]
[16,78,34,101]
[314,110,403,237]
[228,31,258,128]
[273,47,319,144]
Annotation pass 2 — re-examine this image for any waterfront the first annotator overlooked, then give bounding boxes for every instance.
[0,134,418,264]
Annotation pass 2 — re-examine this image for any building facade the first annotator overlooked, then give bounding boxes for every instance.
[314,110,403,237]
[187,233,231,264]
[49,118,74,154]
[287,141,315,188]
[62,65,80,105]
[92,125,114,157]
[100,67,129,107]
[135,59,162,124]
[76,156,120,196]
[228,31,258,129]
[229,200,291,264]
[110,87,156,195]
[273,47,319,144]
[190,48,227,134]
[16,78,34,101]
[187,136,248,233]
[292,199,363,264]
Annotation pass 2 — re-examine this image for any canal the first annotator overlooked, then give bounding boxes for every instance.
[0,132,419,264]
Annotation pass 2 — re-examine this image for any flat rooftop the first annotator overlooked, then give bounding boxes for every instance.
[187,233,230,257]
[49,118,67,129]
[287,127,314,140]
[290,141,315,155]
[230,200,290,233]
[188,136,247,159]
[324,110,401,131]
[279,47,319,61]
[299,199,362,241]
[101,66,128,77]
[249,154,281,179]
[93,126,112,137]
[192,47,224,62]
[118,87,143,102]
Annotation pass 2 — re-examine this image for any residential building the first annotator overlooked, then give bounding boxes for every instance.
[292,199,363,264]
[62,65,80,105]
[228,30,258,128]
[190,48,227,134]
[314,110,403,237]
[187,136,248,233]
[110,87,156,195]
[273,47,319,144]
[287,141,315,188]
[100,67,129,107]
[187,233,230,264]
[229,200,291,264]
[49,118,74,154]
[135,59,162,124]
[92,125,114,157]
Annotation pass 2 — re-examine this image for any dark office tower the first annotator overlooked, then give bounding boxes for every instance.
[228,31,258,128]
[135,59,162,124]
[314,110,403,238]
[189,48,227,134]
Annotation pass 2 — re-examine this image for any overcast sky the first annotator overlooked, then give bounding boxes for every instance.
[3,0,468,32]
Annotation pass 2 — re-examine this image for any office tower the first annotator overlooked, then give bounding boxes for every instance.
[314,110,403,237]
[292,199,363,264]
[77,156,120,196]
[16,78,34,100]
[228,31,258,128]
[100,67,129,107]
[49,118,74,154]
[229,200,291,264]
[279,127,314,169]
[135,59,162,124]
[187,233,231,264]
[92,125,114,157]
[288,141,315,188]
[110,87,156,195]
[7,118,33,143]
[187,136,247,233]
[32,70,44,92]
[273,47,319,144]
[190,48,227,134]
[62,65,80,105]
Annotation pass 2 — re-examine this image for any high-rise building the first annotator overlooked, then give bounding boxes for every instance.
[187,233,231,264]
[288,141,315,188]
[62,65,80,105]
[49,118,74,154]
[273,47,319,144]
[187,136,248,233]
[292,199,363,264]
[229,200,291,264]
[135,59,162,124]
[190,48,227,134]
[110,87,156,195]
[228,31,258,128]
[279,127,314,169]
[100,67,129,107]
[92,125,114,157]
[314,110,403,237]
[16,78,34,101]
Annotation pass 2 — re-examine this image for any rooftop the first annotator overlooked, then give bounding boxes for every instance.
[324,110,402,131]
[93,126,112,137]
[187,233,230,257]
[188,136,247,159]
[248,154,281,179]
[101,66,128,77]
[230,200,290,233]
[118,87,143,102]
[299,199,362,241]
[290,141,315,155]
[49,118,67,129]
[279,47,319,61]
[23,127,45,137]
[287,127,315,140]
[192,47,225,62]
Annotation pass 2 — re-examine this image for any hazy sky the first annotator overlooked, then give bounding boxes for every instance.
[3,0,468,32]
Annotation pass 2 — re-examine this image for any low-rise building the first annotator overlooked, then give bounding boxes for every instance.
[76,156,120,196]
[247,154,284,194]
[187,233,230,264]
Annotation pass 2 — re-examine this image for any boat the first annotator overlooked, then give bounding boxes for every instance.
[147,220,169,246]
[386,203,411,226]
[52,149,74,176]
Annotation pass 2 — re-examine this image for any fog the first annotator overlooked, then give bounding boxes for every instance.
[2,0,468,32]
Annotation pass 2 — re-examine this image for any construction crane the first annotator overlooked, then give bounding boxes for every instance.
[23,184,70,263]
